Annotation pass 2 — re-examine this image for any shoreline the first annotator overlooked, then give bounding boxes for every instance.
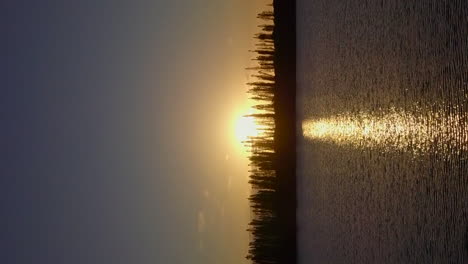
[273,0,297,263]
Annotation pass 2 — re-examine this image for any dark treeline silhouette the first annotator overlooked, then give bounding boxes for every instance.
[244,1,297,263]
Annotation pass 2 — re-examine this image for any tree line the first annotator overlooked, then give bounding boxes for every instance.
[244,7,283,264]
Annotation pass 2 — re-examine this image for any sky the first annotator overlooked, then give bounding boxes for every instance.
[5,0,269,263]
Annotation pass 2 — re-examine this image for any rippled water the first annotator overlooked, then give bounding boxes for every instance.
[297,1,468,263]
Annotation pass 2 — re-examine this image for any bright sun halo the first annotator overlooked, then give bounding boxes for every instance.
[235,115,259,143]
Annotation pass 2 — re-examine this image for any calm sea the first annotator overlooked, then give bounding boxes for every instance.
[297,1,468,263]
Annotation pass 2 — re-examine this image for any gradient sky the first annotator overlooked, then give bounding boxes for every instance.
[5,0,269,263]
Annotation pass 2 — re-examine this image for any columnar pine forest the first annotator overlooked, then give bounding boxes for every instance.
[244,3,296,263]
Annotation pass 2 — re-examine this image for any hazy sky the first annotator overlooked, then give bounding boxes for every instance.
[5,0,269,263]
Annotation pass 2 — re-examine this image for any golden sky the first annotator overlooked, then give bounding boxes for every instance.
[139,0,272,263]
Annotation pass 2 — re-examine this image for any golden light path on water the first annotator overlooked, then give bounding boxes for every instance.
[302,107,467,155]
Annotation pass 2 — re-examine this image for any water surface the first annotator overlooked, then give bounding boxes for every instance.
[297,1,468,263]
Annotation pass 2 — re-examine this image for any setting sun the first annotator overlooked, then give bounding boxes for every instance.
[235,115,259,143]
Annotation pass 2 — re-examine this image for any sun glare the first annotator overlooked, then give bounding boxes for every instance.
[235,115,259,143]
[302,107,466,155]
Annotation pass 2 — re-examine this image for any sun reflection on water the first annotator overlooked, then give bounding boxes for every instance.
[302,107,467,155]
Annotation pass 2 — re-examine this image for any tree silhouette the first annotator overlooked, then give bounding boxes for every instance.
[244,4,285,264]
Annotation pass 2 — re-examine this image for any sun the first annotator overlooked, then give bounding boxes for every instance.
[235,115,259,143]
